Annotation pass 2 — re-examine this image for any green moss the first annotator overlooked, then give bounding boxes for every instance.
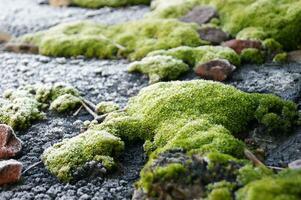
[148,45,240,68]
[21,19,204,60]
[207,187,232,200]
[240,48,264,64]
[42,130,124,182]
[0,83,81,130]
[237,164,273,185]
[236,169,301,200]
[236,27,267,41]
[95,101,120,114]
[262,38,283,53]
[50,94,81,113]
[149,0,301,50]
[273,53,288,63]
[71,0,150,8]
[0,88,45,130]
[128,55,189,83]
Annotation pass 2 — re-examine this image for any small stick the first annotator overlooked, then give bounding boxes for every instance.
[81,101,98,119]
[267,166,284,171]
[244,148,265,166]
[22,161,43,175]
[73,105,83,116]
[81,98,96,111]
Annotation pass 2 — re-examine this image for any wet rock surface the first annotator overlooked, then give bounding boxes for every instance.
[198,26,229,45]
[181,6,218,25]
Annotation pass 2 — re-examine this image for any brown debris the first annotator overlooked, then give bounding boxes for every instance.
[0,124,22,159]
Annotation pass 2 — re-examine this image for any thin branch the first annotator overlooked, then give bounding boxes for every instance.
[22,161,43,175]
[244,148,265,167]
[81,98,96,111]
[73,105,83,116]
[81,101,98,119]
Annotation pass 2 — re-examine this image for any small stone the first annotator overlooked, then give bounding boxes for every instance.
[287,50,301,63]
[0,32,11,43]
[0,124,22,159]
[49,0,71,7]
[222,39,262,54]
[181,6,218,25]
[0,159,23,186]
[198,27,229,45]
[5,42,39,54]
[194,59,236,81]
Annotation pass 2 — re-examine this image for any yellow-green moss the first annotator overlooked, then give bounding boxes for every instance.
[273,53,288,63]
[0,84,81,130]
[71,0,150,8]
[148,45,240,68]
[95,101,120,114]
[149,0,301,50]
[128,55,189,83]
[42,130,124,182]
[21,19,204,60]
[50,94,81,113]
[240,48,264,64]
[236,169,301,200]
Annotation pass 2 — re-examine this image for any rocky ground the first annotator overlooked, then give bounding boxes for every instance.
[0,0,300,199]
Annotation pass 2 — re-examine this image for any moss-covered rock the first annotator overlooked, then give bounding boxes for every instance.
[149,0,301,50]
[71,0,150,8]
[0,83,81,130]
[128,55,189,83]
[42,130,124,182]
[95,101,120,114]
[236,169,301,200]
[20,19,204,60]
[273,53,288,63]
[50,94,81,113]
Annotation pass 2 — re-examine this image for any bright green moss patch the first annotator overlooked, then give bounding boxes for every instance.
[273,53,288,63]
[128,55,189,83]
[71,0,150,8]
[240,48,264,64]
[96,101,120,114]
[42,130,124,182]
[50,94,81,113]
[149,0,301,50]
[236,169,301,200]
[21,19,204,60]
[148,46,240,67]
[0,83,81,130]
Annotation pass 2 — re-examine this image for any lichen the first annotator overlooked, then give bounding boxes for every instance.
[148,0,301,50]
[128,55,189,83]
[95,101,120,114]
[71,0,150,8]
[20,19,204,60]
[42,130,124,182]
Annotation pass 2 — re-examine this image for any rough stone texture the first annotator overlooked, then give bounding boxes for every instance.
[288,50,301,63]
[223,39,262,54]
[194,59,236,81]
[198,26,229,45]
[0,159,23,186]
[0,0,149,37]
[180,6,218,25]
[0,124,22,159]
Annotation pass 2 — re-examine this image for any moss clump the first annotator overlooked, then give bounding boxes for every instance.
[0,83,81,130]
[240,48,264,64]
[50,94,81,113]
[236,169,301,200]
[149,0,301,50]
[128,55,189,83]
[42,130,124,182]
[95,101,120,114]
[71,0,150,8]
[21,19,204,60]
[0,90,45,130]
[149,45,240,67]
[236,27,267,41]
[273,53,288,63]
